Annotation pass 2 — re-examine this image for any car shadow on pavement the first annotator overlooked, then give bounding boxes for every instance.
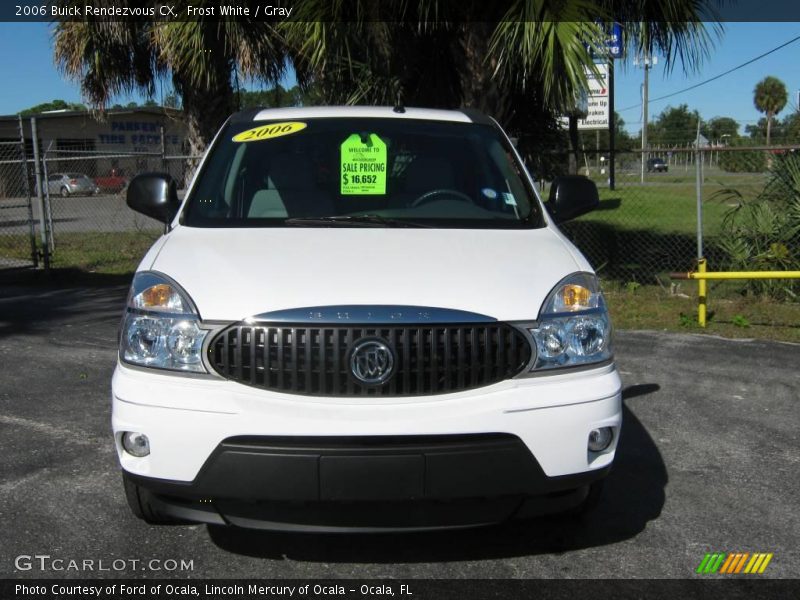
[0,273,130,339]
[208,384,666,562]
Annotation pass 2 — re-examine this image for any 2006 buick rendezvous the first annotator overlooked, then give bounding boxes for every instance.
[113,106,621,531]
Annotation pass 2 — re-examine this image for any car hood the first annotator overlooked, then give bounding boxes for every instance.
[148,226,583,322]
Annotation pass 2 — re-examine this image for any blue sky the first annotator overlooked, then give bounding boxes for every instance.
[1,21,799,135]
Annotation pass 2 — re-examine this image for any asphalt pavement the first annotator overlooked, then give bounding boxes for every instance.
[1,193,162,234]
[0,282,798,579]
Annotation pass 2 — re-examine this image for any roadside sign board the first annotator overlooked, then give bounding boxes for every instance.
[608,23,623,58]
[577,63,609,130]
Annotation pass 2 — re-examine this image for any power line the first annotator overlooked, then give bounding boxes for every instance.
[619,34,800,112]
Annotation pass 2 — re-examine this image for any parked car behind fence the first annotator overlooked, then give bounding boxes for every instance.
[646,157,668,173]
[94,168,129,193]
[39,172,100,197]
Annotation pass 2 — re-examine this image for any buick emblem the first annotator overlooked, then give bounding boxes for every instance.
[350,338,394,385]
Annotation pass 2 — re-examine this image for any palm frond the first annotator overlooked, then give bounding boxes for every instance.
[53,18,156,110]
[602,0,723,75]
[488,1,607,112]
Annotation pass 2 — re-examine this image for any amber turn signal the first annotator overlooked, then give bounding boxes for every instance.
[140,284,174,308]
[560,284,591,309]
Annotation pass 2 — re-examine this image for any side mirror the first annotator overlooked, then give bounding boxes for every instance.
[546,175,599,223]
[126,173,180,224]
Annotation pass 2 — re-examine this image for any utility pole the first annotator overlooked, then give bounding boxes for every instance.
[695,119,703,261]
[639,55,650,184]
[609,58,615,190]
[642,59,648,182]
[634,53,657,183]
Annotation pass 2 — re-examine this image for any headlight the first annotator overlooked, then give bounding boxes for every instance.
[120,272,208,373]
[529,272,612,371]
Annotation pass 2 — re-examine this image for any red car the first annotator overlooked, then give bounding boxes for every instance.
[94,168,129,193]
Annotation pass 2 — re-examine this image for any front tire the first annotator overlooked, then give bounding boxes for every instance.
[60,186,69,198]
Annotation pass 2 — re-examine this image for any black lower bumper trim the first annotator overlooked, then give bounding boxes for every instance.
[125,434,610,531]
[142,491,595,533]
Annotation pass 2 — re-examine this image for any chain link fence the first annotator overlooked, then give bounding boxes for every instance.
[42,149,164,232]
[0,139,38,269]
[26,149,200,273]
[3,130,798,291]
[545,146,798,286]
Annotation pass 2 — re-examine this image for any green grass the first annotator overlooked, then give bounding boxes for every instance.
[573,168,769,238]
[0,231,159,275]
[0,234,38,264]
[604,280,800,344]
[53,231,160,273]
[588,186,729,237]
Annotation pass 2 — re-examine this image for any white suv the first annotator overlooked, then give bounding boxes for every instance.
[114,106,621,532]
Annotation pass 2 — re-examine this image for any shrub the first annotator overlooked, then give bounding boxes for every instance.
[717,149,767,173]
[716,154,800,300]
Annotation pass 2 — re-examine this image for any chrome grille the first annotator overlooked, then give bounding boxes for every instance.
[208,323,531,397]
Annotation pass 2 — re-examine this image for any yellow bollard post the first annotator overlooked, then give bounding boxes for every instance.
[698,258,707,327]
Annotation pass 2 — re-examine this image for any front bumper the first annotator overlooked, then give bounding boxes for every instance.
[112,361,621,529]
[124,434,611,531]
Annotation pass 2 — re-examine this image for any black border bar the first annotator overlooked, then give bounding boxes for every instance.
[3,578,800,600]
[5,1,800,23]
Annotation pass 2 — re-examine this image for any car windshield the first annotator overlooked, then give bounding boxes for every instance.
[67,173,88,179]
[183,117,544,229]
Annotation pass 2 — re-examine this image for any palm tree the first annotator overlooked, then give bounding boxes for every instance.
[53,8,288,156]
[283,0,720,176]
[490,3,719,173]
[283,3,603,121]
[53,0,721,166]
[753,76,788,146]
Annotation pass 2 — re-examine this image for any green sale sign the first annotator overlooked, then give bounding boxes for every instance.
[340,133,387,195]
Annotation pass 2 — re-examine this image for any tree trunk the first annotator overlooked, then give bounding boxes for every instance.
[447,24,569,178]
[181,83,236,157]
[766,112,773,146]
[459,24,505,121]
[178,80,235,186]
[568,116,579,175]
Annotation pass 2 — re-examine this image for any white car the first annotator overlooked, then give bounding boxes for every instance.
[114,106,621,532]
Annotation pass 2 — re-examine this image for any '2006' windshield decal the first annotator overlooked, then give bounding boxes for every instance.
[232,122,307,142]
[340,133,387,195]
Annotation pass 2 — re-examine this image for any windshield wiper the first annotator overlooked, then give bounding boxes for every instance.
[283,215,432,228]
